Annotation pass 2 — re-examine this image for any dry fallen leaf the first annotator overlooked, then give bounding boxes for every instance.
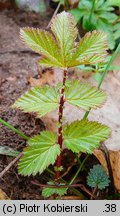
[0,189,10,200]
[94,150,120,192]
[28,67,55,87]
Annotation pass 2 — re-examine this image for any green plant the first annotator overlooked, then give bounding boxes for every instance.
[12,11,111,198]
[78,55,120,83]
[70,0,120,50]
[87,164,110,190]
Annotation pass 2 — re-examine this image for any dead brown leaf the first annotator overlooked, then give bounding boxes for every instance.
[94,150,120,192]
[28,68,54,87]
[0,189,10,200]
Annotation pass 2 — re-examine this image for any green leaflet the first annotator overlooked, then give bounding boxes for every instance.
[20,12,107,69]
[114,23,120,40]
[68,54,107,67]
[12,85,60,117]
[87,164,110,189]
[108,0,120,7]
[65,80,107,110]
[51,11,78,64]
[28,131,56,146]
[38,56,62,68]
[69,8,85,23]
[72,30,108,62]
[20,28,62,68]
[18,131,60,176]
[63,120,111,154]
[42,182,67,198]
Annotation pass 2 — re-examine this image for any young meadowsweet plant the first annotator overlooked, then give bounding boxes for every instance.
[13,11,111,198]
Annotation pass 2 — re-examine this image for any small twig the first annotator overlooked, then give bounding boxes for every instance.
[47,2,61,29]
[80,184,97,199]
[58,161,76,180]
[57,153,81,180]
[31,181,97,199]
[0,49,38,55]
[100,143,115,194]
[91,186,98,200]
[0,153,23,179]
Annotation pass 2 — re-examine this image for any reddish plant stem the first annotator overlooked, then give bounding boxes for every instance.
[55,69,67,181]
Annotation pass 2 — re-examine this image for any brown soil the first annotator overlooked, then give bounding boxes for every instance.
[0,8,54,200]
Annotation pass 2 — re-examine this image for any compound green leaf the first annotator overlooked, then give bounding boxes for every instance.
[70,31,108,67]
[63,120,111,154]
[51,11,78,64]
[20,13,107,69]
[12,86,59,117]
[42,182,67,198]
[18,131,60,176]
[20,28,63,68]
[65,80,107,110]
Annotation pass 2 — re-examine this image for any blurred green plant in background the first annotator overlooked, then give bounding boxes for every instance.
[70,0,120,50]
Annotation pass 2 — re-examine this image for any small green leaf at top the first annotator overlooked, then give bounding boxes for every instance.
[18,131,60,176]
[69,30,108,67]
[20,28,62,68]
[65,80,107,110]
[63,120,111,154]
[12,85,60,117]
[20,12,108,69]
[51,10,78,63]
[42,182,68,198]
[87,164,110,190]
